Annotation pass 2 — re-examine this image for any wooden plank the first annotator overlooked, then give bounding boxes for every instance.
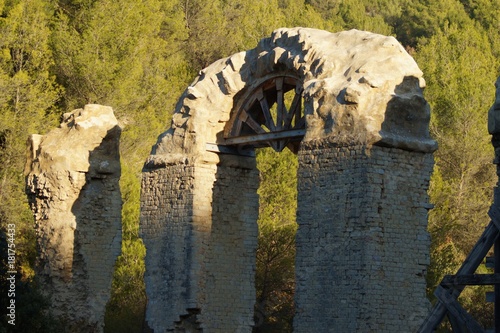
[495,240,500,332]
[418,220,500,333]
[229,110,248,136]
[448,313,468,333]
[440,274,500,286]
[277,139,288,152]
[223,129,306,146]
[434,286,484,333]
[276,77,284,129]
[489,205,500,231]
[283,91,300,129]
[487,256,495,269]
[205,143,255,157]
[242,111,267,134]
[257,88,276,131]
[294,116,305,130]
[455,222,499,276]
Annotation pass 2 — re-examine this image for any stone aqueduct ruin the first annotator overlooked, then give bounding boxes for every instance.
[26,28,438,332]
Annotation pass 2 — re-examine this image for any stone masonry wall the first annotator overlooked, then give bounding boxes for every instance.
[202,155,259,332]
[25,105,122,333]
[140,160,200,332]
[140,154,260,333]
[294,141,433,332]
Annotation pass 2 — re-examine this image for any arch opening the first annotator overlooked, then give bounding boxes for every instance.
[224,75,305,154]
[253,146,298,333]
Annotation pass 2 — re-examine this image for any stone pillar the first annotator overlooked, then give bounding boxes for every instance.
[25,105,122,333]
[294,141,434,332]
[140,153,259,332]
[202,155,259,332]
[140,156,209,332]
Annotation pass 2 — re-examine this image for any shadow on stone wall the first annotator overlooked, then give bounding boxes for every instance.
[25,105,122,333]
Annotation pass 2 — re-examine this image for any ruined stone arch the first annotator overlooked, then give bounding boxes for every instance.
[140,28,437,332]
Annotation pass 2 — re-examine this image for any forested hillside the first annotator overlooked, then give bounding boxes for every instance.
[1,0,499,331]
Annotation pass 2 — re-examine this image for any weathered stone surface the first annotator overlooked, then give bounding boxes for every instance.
[149,27,436,164]
[25,104,122,333]
[141,28,436,333]
[295,142,433,332]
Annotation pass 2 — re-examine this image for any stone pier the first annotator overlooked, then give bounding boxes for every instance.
[25,104,122,333]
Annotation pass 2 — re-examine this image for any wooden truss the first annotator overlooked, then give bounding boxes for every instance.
[419,198,500,332]
[224,76,305,153]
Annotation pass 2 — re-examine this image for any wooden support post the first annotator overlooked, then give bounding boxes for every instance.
[440,274,500,286]
[448,313,468,333]
[434,286,484,333]
[418,219,500,332]
[495,239,500,332]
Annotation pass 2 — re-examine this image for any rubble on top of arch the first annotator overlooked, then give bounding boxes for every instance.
[150,28,437,166]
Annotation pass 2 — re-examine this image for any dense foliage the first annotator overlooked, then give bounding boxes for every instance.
[1,0,499,331]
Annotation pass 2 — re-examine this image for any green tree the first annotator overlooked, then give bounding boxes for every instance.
[279,0,339,31]
[336,0,394,35]
[0,0,62,330]
[50,0,193,330]
[254,147,298,333]
[0,0,61,277]
[461,0,500,58]
[416,22,498,327]
[395,0,471,48]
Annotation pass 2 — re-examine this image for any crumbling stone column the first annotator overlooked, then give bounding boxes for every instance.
[202,155,259,332]
[140,156,214,331]
[25,104,122,333]
[140,153,259,332]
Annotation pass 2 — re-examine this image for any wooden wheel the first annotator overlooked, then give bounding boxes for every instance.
[225,76,305,153]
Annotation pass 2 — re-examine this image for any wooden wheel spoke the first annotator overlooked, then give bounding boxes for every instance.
[276,77,285,130]
[226,76,305,153]
[257,88,276,131]
[241,110,267,134]
[284,90,301,130]
[277,139,288,152]
[270,140,279,152]
[294,116,305,129]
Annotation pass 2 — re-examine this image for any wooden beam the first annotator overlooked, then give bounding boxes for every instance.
[495,240,500,332]
[434,286,485,333]
[418,220,500,332]
[241,110,266,134]
[257,88,276,131]
[223,129,306,146]
[284,91,301,129]
[487,256,495,269]
[448,313,468,333]
[205,143,255,157]
[489,205,500,231]
[276,77,284,129]
[440,274,500,286]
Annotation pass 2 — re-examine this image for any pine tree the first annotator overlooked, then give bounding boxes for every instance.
[0,0,62,330]
[0,0,61,276]
[255,147,298,333]
[416,21,499,326]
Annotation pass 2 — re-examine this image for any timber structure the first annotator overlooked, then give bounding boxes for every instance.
[419,77,500,333]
